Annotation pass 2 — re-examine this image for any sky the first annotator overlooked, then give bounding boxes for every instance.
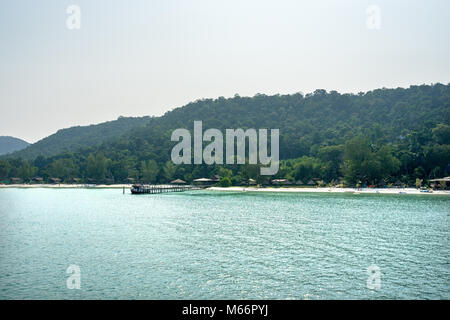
[0,0,449,143]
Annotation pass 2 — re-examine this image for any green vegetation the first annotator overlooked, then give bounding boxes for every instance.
[4,116,151,160]
[1,84,449,187]
[218,176,232,187]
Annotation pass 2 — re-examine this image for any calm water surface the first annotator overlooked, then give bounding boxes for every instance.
[0,188,448,299]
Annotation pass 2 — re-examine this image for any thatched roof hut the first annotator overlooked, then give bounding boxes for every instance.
[271,179,287,185]
[429,177,450,182]
[171,179,187,185]
[193,178,214,185]
[48,177,61,184]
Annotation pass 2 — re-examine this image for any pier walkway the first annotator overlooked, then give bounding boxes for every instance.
[130,184,201,194]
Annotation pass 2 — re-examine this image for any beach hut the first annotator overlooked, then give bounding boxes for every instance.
[10,177,22,184]
[104,178,114,185]
[193,178,214,186]
[171,179,187,185]
[307,180,316,186]
[429,177,450,189]
[394,180,403,187]
[271,179,288,185]
[48,177,61,184]
[32,177,43,184]
[193,178,213,183]
[295,180,304,185]
[125,177,135,184]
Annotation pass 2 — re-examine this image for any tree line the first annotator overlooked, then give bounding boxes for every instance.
[1,84,449,187]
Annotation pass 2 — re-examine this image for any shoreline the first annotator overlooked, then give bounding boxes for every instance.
[1,184,449,195]
[0,184,133,189]
[208,186,450,196]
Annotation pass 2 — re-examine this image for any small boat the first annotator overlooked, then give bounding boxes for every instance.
[131,184,147,194]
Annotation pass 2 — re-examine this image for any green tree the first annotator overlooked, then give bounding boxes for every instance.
[343,137,400,185]
[49,158,78,181]
[432,123,450,145]
[218,176,232,187]
[17,161,37,181]
[141,160,159,183]
[415,178,423,188]
[0,160,11,181]
[162,161,176,182]
[87,153,109,182]
[293,156,321,182]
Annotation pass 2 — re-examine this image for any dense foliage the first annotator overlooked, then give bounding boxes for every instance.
[1,84,449,187]
[4,116,151,159]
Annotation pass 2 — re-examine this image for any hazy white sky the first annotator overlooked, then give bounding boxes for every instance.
[1,0,449,143]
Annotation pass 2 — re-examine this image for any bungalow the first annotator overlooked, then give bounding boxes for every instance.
[171,179,187,185]
[429,177,450,189]
[125,178,135,184]
[69,177,82,184]
[271,179,293,185]
[48,177,61,184]
[32,177,43,184]
[10,177,22,184]
[193,178,214,186]
[393,180,404,187]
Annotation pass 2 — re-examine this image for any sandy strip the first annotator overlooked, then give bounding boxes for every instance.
[208,186,450,196]
[0,184,133,189]
[1,184,449,195]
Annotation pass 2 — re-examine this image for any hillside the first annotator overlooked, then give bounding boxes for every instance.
[121,84,449,162]
[0,136,29,155]
[5,116,152,160]
[1,83,449,186]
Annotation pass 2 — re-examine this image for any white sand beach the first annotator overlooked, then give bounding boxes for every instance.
[208,186,450,195]
[0,184,133,189]
[1,184,449,195]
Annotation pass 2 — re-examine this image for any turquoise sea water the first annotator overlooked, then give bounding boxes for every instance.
[0,188,448,299]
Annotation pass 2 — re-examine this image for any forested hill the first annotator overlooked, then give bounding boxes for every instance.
[116,83,449,163]
[0,136,29,155]
[5,116,152,160]
[1,83,449,186]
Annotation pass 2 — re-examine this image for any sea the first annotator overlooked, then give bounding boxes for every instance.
[0,188,448,299]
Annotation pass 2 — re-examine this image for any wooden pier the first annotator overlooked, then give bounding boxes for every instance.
[130,184,200,194]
